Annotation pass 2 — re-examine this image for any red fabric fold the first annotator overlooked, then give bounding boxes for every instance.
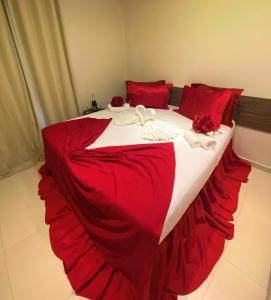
[39,117,251,300]
[40,117,175,300]
[150,141,251,298]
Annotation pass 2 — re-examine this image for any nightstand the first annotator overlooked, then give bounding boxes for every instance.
[82,107,104,116]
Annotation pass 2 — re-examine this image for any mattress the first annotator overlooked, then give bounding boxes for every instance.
[81,106,234,242]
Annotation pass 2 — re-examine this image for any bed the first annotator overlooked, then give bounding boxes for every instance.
[38,89,251,300]
[84,106,234,243]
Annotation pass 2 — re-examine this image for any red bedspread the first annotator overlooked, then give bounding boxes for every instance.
[39,117,251,300]
[41,117,175,299]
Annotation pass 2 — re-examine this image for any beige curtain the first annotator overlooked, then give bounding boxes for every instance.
[4,0,80,126]
[0,0,80,178]
[0,3,39,178]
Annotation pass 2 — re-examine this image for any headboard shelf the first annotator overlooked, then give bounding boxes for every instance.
[169,87,271,133]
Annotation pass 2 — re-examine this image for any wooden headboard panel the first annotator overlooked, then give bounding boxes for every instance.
[169,87,271,133]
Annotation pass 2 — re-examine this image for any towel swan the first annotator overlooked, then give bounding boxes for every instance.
[114,105,179,141]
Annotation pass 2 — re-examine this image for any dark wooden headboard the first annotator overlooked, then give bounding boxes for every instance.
[169,87,271,133]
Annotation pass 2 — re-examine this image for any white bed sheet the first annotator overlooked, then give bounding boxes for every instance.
[81,106,234,243]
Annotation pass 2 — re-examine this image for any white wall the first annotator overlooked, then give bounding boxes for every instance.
[124,0,271,167]
[233,126,271,168]
[59,0,127,111]
[124,0,271,99]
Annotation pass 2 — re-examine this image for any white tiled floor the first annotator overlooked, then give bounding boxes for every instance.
[0,163,270,300]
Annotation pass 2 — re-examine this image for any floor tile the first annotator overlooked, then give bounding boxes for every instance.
[203,259,267,300]
[253,167,271,187]
[0,163,46,250]
[0,236,13,300]
[246,169,271,217]
[227,166,271,288]
[239,179,271,221]
[233,167,257,221]
[223,178,271,290]
[236,194,271,241]
[5,227,73,300]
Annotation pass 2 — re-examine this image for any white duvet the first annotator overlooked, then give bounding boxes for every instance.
[80,106,234,243]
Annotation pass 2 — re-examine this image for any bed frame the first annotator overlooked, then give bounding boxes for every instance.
[168,87,271,133]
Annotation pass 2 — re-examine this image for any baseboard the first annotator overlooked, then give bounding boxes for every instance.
[239,156,271,173]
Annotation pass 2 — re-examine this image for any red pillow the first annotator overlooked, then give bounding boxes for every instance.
[178,85,232,128]
[191,83,243,127]
[126,80,166,102]
[128,83,173,109]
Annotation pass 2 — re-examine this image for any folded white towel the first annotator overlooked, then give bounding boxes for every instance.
[183,130,201,148]
[183,130,217,149]
[114,112,139,125]
[143,120,179,141]
[198,133,216,150]
[108,103,130,112]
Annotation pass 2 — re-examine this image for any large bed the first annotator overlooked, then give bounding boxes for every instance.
[39,89,251,300]
[84,106,234,243]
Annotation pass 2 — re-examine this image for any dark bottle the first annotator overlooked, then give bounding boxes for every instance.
[91,94,98,112]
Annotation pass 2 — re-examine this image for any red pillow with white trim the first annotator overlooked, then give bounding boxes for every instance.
[178,85,232,128]
[191,83,244,127]
[128,82,173,109]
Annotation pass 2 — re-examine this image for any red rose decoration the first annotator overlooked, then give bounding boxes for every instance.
[192,114,218,134]
[111,96,124,107]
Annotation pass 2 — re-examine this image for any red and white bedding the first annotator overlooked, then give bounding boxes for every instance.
[39,106,250,300]
[83,106,235,242]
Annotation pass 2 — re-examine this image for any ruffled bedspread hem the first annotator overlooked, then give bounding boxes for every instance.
[38,140,251,300]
